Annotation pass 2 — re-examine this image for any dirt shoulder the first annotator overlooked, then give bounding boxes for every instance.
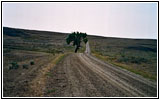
[3,51,67,97]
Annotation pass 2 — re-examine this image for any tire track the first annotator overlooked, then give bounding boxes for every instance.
[78,53,157,97]
[44,41,157,97]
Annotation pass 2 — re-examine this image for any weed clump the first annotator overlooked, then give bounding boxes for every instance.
[23,64,29,69]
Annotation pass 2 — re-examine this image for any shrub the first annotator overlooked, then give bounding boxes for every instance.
[9,66,13,70]
[30,61,34,65]
[47,89,56,94]
[23,64,29,69]
[9,62,19,69]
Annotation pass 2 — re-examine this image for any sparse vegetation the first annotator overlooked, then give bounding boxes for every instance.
[93,52,156,80]
[45,72,52,77]
[89,36,157,80]
[46,48,64,55]
[55,53,69,64]
[117,55,148,64]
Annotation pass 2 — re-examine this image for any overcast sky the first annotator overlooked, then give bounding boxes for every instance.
[2,2,158,39]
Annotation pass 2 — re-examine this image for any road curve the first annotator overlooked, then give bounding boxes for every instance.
[45,42,157,97]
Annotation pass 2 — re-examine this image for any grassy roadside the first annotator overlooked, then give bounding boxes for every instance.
[29,53,69,96]
[53,53,69,65]
[92,52,156,81]
[45,52,71,77]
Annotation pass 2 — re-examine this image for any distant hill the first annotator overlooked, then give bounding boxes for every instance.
[3,27,30,37]
[3,27,69,37]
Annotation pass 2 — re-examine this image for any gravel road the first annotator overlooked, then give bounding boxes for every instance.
[45,42,157,97]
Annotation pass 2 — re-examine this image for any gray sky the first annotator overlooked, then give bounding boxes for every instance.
[2,2,158,39]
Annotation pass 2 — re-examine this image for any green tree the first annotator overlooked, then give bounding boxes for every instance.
[66,31,88,53]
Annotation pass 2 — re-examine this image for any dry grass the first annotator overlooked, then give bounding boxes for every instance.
[93,52,157,81]
[28,53,68,96]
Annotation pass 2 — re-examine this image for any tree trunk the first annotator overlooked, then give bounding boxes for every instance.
[75,46,79,53]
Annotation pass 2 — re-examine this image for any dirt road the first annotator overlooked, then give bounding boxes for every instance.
[45,42,157,97]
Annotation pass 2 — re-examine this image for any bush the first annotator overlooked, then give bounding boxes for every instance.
[9,62,19,69]
[9,66,13,70]
[30,61,34,65]
[23,64,29,69]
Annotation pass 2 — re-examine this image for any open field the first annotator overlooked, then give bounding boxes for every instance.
[3,27,157,97]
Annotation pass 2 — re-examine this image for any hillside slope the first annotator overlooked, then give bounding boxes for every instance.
[3,27,157,97]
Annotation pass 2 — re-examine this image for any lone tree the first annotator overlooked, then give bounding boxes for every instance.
[66,31,88,53]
